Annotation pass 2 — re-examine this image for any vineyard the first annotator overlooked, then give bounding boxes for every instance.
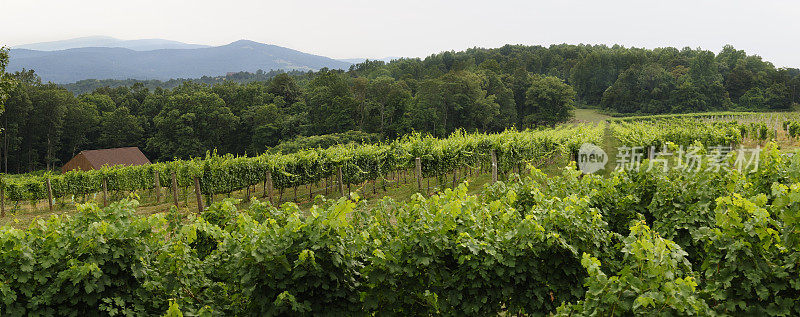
[5,113,800,315]
[5,112,800,218]
[2,140,800,315]
[610,112,800,148]
[0,125,604,217]
[5,0,800,314]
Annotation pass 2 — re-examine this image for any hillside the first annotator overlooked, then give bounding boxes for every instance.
[8,39,352,83]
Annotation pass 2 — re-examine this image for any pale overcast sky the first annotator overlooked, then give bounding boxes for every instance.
[2,0,799,67]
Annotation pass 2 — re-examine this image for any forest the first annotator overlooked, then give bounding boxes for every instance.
[2,43,799,173]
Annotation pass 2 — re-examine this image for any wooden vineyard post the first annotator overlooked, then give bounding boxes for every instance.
[337,167,345,197]
[0,175,4,217]
[46,177,54,212]
[415,157,423,193]
[491,150,498,183]
[266,171,274,204]
[153,170,161,203]
[452,169,457,188]
[193,177,204,214]
[171,171,179,208]
[102,178,108,207]
[245,184,251,203]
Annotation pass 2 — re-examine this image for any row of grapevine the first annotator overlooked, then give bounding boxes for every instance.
[0,124,605,205]
[613,111,800,125]
[739,121,777,140]
[783,120,800,139]
[612,111,758,122]
[610,117,743,148]
[3,143,800,315]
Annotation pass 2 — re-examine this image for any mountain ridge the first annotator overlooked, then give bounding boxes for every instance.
[8,39,352,83]
[13,36,211,51]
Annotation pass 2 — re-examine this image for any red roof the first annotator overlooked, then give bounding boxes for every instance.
[62,147,151,173]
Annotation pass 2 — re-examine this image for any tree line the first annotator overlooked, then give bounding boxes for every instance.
[2,43,799,173]
[0,65,574,173]
[61,69,311,95]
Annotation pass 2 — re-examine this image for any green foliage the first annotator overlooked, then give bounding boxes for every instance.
[0,200,162,315]
[611,117,742,148]
[305,70,359,135]
[0,46,15,115]
[600,63,677,114]
[1,124,603,203]
[221,199,365,315]
[557,222,713,316]
[522,75,576,127]
[612,111,757,122]
[268,131,380,154]
[363,182,615,315]
[147,89,239,159]
[787,121,800,139]
[4,147,800,315]
[694,193,799,315]
[6,103,800,316]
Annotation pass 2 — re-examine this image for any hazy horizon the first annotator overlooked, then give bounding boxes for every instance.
[2,0,799,67]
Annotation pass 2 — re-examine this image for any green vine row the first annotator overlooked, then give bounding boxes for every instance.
[1,125,605,203]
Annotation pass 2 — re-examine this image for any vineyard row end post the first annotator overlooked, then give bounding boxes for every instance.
[46,177,54,212]
[266,171,274,204]
[153,170,161,203]
[171,171,179,208]
[193,177,204,214]
[245,184,251,203]
[337,167,345,197]
[415,157,422,194]
[0,176,4,217]
[102,178,108,207]
[491,150,498,183]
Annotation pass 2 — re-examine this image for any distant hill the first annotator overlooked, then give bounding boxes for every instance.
[13,36,210,51]
[8,39,353,83]
[339,57,402,64]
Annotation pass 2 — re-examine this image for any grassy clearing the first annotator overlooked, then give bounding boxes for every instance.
[573,108,612,124]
